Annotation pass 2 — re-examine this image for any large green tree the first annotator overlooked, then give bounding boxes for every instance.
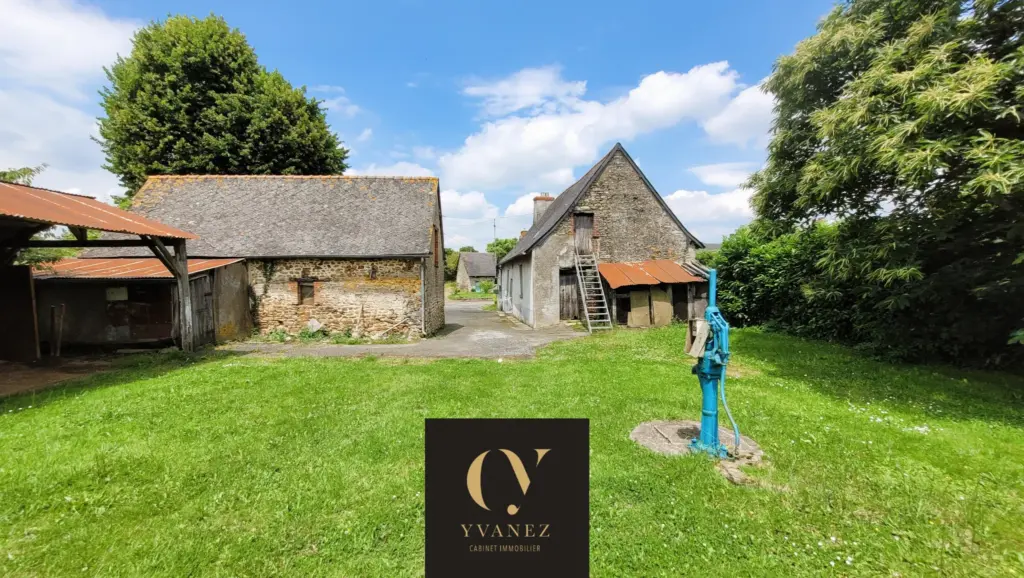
[486,238,517,263]
[98,15,347,197]
[748,0,1024,364]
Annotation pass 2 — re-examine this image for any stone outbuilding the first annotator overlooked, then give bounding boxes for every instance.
[497,143,709,329]
[88,175,446,338]
[455,252,496,291]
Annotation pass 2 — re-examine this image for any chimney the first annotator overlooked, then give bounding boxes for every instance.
[520,230,528,239]
[533,194,555,225]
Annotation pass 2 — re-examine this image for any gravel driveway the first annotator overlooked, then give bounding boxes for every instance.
[224,300,582,359]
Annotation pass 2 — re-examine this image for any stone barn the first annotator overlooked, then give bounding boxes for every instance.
[89,175,445,338]
[455,252,496,291]
[497,143,708,330]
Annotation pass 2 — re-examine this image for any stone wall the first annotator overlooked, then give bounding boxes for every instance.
[422,200,446,335]
[529,149,698,327]
[248,258,423,337]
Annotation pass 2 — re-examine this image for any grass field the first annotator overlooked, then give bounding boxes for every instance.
[1,327,1022,576]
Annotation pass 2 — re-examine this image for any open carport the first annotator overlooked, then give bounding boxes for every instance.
[0,181,199,362]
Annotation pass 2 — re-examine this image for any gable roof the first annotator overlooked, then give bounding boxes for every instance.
[85,175,440,259]
[498,143,703,265]
[459,252,496,277]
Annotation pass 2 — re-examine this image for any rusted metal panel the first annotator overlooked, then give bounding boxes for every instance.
[598,260,702,289]
[0,182,197,239]
[34,258,242,280]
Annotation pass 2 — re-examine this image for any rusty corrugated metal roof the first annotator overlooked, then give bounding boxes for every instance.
[34,258,242,280]
[0,182,197,239]
[598,260,703,289]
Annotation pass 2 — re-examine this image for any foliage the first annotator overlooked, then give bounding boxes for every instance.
[457,245,476,252]
[443,248,458,281]
[0,164,47,185]
[477,279,495,294]
[16,228,101,267]
[744,0,1024,366]
[1,164,99,266]
[2,327,1022,575]
[98,15,347,198]
[487,237,517,263]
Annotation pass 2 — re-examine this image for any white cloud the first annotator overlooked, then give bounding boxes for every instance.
[702,82,774,147]
[413,146,437,161]
[689,162,758,188]
[0,0,137,97]
[439,190,503,252]
[463,65,587,117]
[347,161,434,177]
[663,188,754,243]
[356,128,373,142]
[322,96,360,118]
[312,86,361,118]
[504,192,546,217]
[0,1,137,203]
[440,62,742,192]
[440,189,498,219]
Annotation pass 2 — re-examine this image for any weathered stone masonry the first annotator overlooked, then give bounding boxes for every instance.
[248,258,424,336]
[529,149,698,327]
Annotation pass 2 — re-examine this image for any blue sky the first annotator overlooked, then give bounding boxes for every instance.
[0,0,833,250]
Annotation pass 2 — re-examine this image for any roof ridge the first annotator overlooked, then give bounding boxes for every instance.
[146,174,438,181]
[0,181,98,199]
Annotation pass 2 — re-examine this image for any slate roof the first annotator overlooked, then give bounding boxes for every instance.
[460,252,496,277]
[499,143,703,266]
[85,175,440,258]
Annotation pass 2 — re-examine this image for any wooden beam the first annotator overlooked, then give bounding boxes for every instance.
[69,227,88,242]
[172,239,195,353]
[2,239,152,248]
[143,236,180,277]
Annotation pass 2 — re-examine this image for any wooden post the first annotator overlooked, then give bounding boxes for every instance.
[172,239,195,352]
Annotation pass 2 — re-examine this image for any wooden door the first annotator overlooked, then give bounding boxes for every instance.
[175,275,215,346]
[191,274,215,346]
[574,213,594,254]
[559,269,579,320]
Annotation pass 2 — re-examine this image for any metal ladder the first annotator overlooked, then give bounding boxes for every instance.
[574,252,612,332]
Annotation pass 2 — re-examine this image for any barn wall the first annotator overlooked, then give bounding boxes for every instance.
[35,281,174,345]
[499,254,533,325]
[0,266,39,361]
[213,261,251,341]
[421,209,446,335]
[248,258,425,336]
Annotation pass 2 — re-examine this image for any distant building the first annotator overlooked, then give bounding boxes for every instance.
[497,143,708,330]
[88,175,446,338]
[455,252,496,291]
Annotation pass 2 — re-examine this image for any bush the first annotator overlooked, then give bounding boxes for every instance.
[707,223,1024,368]
[478,280,495,294]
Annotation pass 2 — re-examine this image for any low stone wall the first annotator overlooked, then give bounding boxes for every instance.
[248,258,423,336]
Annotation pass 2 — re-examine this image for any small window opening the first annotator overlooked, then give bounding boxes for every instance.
[370,264,378,280]
[299,282,315,305]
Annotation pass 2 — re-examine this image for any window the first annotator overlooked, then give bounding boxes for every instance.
[518,264,523,298]
[298,282,315,305]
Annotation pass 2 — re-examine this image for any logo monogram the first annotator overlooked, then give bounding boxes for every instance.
[466,449,550,515]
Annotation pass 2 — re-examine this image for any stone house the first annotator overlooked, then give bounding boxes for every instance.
[89,175,445,338]
[455,252,496,291]
[497,143,709,329]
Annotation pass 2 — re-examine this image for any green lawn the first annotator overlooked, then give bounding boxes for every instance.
[1,327,1022,576]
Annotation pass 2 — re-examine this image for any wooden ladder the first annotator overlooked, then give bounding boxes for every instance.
[574,252,612,333]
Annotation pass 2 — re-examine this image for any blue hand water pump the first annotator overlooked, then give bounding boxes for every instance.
[689,269,741,458]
